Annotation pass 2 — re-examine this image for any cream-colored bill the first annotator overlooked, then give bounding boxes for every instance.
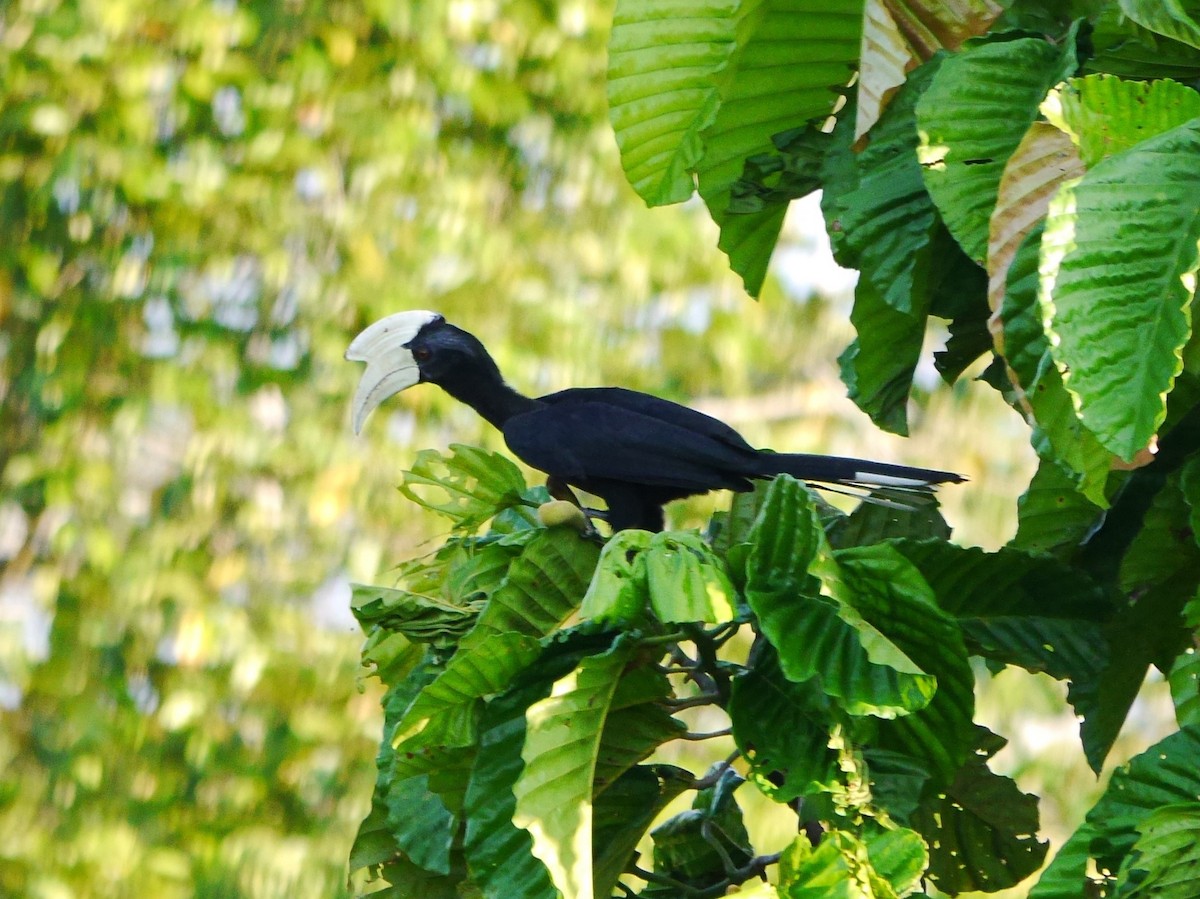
[345,310,441,433]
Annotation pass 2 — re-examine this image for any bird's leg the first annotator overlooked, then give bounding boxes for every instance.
[546,476,608,521]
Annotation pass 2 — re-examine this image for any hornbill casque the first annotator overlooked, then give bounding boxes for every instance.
[346,311,965,532]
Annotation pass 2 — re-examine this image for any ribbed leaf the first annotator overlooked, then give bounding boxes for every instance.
[1089,6,1200,79]
[607,0,745,206]
[826,487,949,550]
[836,544,975,787]
[911,730,1047,894]
[1118,0,1200,50]
[697,0,863,295]
[728,647,838,803]
[1001,222,1115,502]
[462,528,600,647]
[1120,803,1200,898]
[987,122,1085,315]
[1010,459,1106,558]
[645,531,738,623]
[838,277,926,435]
[391,633,541,780]
[886,538,1111,687]
[1168,595,1200,728]
[592,766,693,899]
[823,58,941,316]
[917,34,1078,263]
[513,641,635,899]
[1041,118,1200,461]
[400,444,532,530]
[1031,726,1200,899]
[651,770,752,883]
[1044,74,1200,168]
[856,0,1004,141]
[745,476,936,718]
[594,668,685,792]
[386,775,456,875]
[463,632,618,899]
[776,827,929,899]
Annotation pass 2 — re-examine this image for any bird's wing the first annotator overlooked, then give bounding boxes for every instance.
[502,401,756,492]
[537,387,756,452]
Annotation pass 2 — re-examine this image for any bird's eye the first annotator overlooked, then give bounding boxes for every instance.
[413,347,432,362]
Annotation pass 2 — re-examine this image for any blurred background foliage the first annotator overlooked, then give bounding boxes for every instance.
[0,0,1167,897]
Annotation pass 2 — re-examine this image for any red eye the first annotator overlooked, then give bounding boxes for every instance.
[413,348,432,362]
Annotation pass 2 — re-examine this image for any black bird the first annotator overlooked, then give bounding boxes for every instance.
[347,311,965,532]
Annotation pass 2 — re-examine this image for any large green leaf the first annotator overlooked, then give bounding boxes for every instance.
[462,631,620,899]
[513,640,635,899]
[1000,221,1114,501]
[1118,803,1200,899]
[697,0,863,295]
[744,476,936,718]
[822,58,941,316]
[650,769,753,885]
[836,544,975,787]
[607,0,746,207]
[728,646,838,803]
[645,531,738,623]
[1118,0,1200,50]
[917,34,1079,263]
[1044,74,1200,168]
[837,277,927,435]
[1040,118,1200,460]
[886,538,1111,690]
[399,444,533,530]
[593,667,686,792]
[1031,726,1200,899]
[1010,460,1105,559]
[592,766,693,899]
[911,728,1048,894]
[775,827,928,899]
[1167,594,1200,728]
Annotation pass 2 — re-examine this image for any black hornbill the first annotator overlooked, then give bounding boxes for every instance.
[346,311,965,532]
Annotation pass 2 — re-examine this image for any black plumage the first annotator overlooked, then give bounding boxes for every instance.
[348,312,965,532]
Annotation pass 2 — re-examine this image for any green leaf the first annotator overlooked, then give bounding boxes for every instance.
[1119,802,1200,898]
[461,528,601,649]
[911,728,1048,894]
[651,768,752,884]
[399,444,532,531]
[351,582,482,645]
[826,487,950,550]
[592,765,693,899]
[1010,458,1106,557]
[775,827,929,899]
[391,633,542,780]
[838,277,927,436]
[1031,726,1200,899]
[463,631,620,899]
[513,639,636,899]
[607,0,745,207]
[1044,74,1200,168]
[836,544,975,787]
[1040,118,1200,461]
[886,538,1112,690]
[645,531,738,624]
[744,476,936,718]
[580,529,653,624]
[727,125,829,214]
[1167,595,1200,727]
[728,646,838,803]
[1088,5,1200,79]
[697,0,863,295]
[1118,0,1200,50]
[386,775,456,875]
[594,667,686,792]
[917,34,1079,263]
[1000,220,1115,501]
[822,58,941,316]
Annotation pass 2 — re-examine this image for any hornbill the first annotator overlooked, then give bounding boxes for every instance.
[346,311,965,532]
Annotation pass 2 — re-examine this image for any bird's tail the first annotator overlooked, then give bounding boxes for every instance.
[757,452,965,491]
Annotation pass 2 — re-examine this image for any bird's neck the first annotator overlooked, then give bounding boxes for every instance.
[438,361,540,428]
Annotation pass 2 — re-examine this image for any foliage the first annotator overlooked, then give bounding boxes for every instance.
[353,2,1200,897]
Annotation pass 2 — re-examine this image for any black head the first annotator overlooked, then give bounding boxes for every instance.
[404,318,502,390]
